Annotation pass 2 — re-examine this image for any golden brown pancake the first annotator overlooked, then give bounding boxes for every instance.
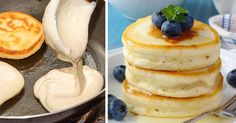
[122,74,223,117]
[122,16,220,71]
[0,12,44,59]
[125,59,221,98]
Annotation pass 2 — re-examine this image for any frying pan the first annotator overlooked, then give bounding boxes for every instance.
[0,0,105,122]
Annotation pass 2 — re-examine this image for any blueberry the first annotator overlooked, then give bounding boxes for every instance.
[152,11,167,28]
[108,99,127,121]
[161,21,182,37]
[227,69,236,88]
[181,15,194,31]
[113,65,126,82]
[108,94,117,104]
[108,94,117,119]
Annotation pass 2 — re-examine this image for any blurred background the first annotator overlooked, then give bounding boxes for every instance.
[108,0,236,50]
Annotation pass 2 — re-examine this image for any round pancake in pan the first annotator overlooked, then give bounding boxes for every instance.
[0,12,44,59]
[0,61,24,105]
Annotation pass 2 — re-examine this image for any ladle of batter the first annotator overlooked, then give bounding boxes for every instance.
[34,0,103,112]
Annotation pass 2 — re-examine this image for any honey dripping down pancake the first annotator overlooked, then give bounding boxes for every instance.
[0,12,44,59]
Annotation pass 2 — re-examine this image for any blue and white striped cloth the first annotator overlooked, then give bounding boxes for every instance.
[221,14,236,44]
[209,14,236,49]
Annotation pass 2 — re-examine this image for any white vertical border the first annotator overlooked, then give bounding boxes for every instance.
[105,0,108,122]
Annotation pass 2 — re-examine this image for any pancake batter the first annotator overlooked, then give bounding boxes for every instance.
[35,0,103,112]
[0,61,24,105]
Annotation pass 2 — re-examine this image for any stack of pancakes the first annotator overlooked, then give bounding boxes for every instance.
[122,16,222,117]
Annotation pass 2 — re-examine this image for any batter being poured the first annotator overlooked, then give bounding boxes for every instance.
[34,0,103,112]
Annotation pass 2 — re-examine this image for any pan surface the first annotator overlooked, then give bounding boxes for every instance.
[0,0,105,122]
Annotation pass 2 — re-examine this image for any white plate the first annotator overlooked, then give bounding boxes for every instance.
[108,47,236,123]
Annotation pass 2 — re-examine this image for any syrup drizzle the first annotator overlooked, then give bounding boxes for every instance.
[149,26,198,44]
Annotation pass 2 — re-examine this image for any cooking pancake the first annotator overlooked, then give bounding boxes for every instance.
[0,61,24,105]
[0,12,44,59]
[122,16,220,71]
[125,58,221,98]
[122,74,223,118]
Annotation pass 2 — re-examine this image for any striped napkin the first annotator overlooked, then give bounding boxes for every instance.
[209,14,236,49]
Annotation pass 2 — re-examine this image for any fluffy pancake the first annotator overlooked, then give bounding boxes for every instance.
[0,61,24,105]
[125,59,221,98]
[0,12,44,59]
[122,16,220,71]
[122,74,223,118]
